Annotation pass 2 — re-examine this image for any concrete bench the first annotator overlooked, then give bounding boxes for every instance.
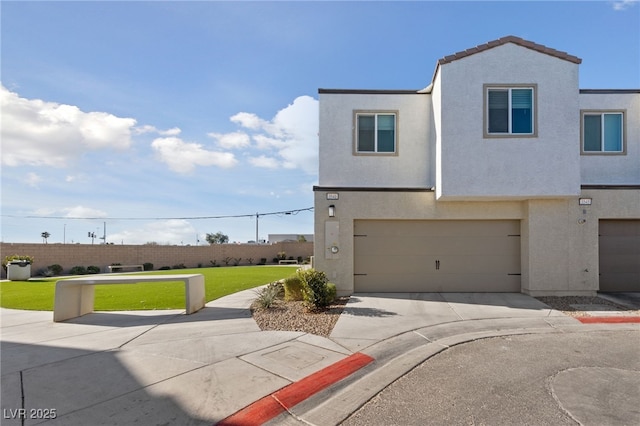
[53,274,206,322]
[107,265,144,273]
[278,259,298,265]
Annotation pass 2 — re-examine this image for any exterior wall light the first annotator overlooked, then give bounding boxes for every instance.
[328,205,336,217]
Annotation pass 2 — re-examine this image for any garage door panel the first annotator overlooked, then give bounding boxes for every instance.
[599,254,640,273]
[354,220,521,292]
[355,273,520,293]
[354,220,520,237]
[599,237,640,255]
[355,255,437,275]
[355,236,520,257]
[599,220,640,292]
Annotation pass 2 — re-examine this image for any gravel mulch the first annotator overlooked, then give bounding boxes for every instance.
[251,297,349,338]
[535,296,640,317]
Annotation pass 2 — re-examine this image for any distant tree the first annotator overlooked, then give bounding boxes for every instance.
[297,235,307,242]
[206,231,229,245]
[41,231,50,244]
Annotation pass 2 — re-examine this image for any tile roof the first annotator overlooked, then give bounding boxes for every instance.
[437,35,582,65]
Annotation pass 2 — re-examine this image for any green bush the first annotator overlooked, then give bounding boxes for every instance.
[297,268,333,309]
[172,263,187,269]
[326,282,337,304]
[283,275,305,301]
[69,266,87,275]
[86,265,101,274]
[159,266,171,270]
[143,262,154,271]
[254,281,284,308]
[48,264,63,275]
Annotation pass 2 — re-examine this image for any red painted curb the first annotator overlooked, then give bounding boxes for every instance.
[217,352,374,426]
[577,316,640,324]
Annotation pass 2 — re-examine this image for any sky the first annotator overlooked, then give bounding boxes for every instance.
[1,0,639,245]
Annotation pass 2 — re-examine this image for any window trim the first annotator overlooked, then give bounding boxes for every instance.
[580,110,627,156]
[353,110,399,156]
[483,84,538,138]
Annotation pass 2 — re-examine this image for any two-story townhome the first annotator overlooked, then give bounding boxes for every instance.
[314,36,639,297]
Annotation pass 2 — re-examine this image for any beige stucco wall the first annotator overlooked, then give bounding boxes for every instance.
[314,188,639,296]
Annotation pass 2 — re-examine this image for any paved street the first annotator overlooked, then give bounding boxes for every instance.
[342,330,640,426]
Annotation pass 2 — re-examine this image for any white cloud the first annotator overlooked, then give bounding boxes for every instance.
[134,125,182,136]
[26,172,42,187]
[208,131,251,149]
[249,155,280,169]
[30,205,108,218]
[151,137,237,173]
[612,0,638,10]
[1,84,137,167]
[62,205,109,218]
[108,219,196,245]
[231,96,319,175]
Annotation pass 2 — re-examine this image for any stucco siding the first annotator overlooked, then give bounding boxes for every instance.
[579,93,640,184]
[318,92,431,188]
[436,43,581,199]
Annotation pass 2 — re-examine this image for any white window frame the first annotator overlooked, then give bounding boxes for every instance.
[484,84,537,138]
[580,110,626,155]
[353,111,398,155]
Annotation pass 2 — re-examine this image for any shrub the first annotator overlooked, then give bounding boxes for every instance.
[283,275,305,301]
[254,281,284,309]
[159,266,171,270]
[259,258,267,265]
[172,263,187,269]
[326,282,337,304]
[210,260,219,267]
[277,251,286,260]
[38,268,55,277]
[232,257,242,266]
[48,264,63,275]
[297,268,333,309]
[86,265,101,274]
[69,266,87,275]
[143,262,154,271]
[2,255,34,272]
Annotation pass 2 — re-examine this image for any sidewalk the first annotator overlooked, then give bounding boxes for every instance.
[1,291,638,425]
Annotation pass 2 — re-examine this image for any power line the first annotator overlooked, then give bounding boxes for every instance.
[1,207,314,221]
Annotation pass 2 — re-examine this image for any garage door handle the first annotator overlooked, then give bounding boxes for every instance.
[435,260,440,270]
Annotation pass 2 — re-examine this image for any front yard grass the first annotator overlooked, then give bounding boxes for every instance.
[0,266,298,311]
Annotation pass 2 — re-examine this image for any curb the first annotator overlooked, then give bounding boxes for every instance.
[217,352,374,426]
[577,316,640,324]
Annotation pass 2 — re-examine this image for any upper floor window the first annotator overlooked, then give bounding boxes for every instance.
[582,111,625,154]
[355,112,397,154]
[484,85,537,137]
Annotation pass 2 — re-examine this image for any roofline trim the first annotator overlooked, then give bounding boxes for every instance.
[437,35,582,66]
[579,89,640,94]
[318,89,422,95]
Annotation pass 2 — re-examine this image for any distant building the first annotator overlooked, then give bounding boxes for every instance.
[268,234,314,243]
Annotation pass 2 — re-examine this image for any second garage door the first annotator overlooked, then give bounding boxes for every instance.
[599,220,640,292]
[354,220,521,292]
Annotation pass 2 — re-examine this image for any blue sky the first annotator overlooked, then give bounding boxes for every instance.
[1,1,639,245]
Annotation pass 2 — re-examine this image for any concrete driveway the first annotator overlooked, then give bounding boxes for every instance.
[1,290,638,425]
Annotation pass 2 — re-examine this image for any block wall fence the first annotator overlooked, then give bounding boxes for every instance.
[0,242,313,278]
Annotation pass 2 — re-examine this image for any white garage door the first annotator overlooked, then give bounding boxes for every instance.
[599,220,640,292]
[354,220,521,292]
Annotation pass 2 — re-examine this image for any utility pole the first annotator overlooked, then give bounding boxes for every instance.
[255,212,259,244]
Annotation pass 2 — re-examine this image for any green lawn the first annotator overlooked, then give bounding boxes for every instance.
[0,266,298,311]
